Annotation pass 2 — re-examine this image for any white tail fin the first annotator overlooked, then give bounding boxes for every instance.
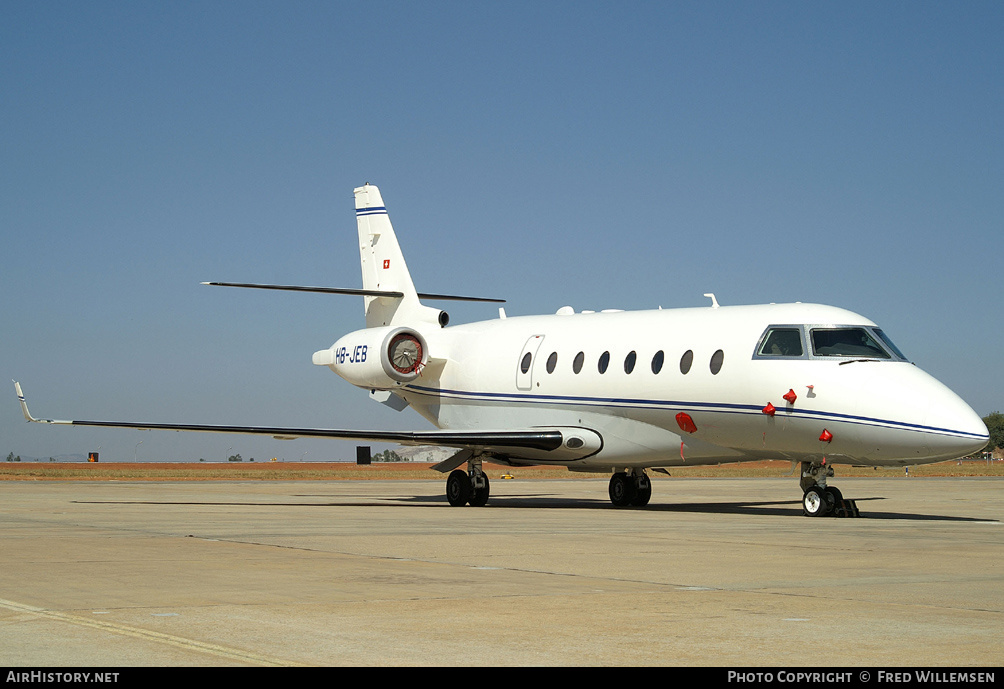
[355,184,442,328]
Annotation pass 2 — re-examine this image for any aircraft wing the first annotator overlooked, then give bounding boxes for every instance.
[13,382,600,463]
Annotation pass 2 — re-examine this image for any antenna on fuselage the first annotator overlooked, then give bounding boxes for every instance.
[704,293,720,308]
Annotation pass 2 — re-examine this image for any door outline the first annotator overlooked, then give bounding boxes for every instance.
[516,335,545,391]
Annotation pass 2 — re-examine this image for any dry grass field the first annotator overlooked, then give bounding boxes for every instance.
[1,458,1001,481]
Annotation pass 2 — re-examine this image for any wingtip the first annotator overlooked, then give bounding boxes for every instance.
[13,380,33,422]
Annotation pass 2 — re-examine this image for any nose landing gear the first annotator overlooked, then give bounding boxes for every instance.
[801,461,859,517]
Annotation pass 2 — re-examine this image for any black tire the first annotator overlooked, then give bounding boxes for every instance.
[446,469,472,506]
[822,487,837,513]
[631,482,652,507]
[469,475,490,507]
[802,486,829,517]
[609,472,637,507]
[824,486,844,516]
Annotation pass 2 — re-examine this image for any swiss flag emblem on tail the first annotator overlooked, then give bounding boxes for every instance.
[383,259,390,269]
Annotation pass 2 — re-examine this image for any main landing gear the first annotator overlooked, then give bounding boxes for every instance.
[446,458,490,507]
[800,461,859,517]
[609,470,651,507]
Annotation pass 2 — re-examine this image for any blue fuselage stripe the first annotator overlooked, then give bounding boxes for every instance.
[403,384,985,440]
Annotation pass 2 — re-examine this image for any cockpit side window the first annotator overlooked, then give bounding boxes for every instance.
[757,328,804,357]
[811,328,890,359]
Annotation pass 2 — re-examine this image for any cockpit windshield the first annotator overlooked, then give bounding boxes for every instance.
[754,325,909,361]
[873,329,908,360]
[811,328,890,359]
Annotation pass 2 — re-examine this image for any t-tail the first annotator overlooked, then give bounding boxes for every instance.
[201,183,502,331]
[355,184,448,328]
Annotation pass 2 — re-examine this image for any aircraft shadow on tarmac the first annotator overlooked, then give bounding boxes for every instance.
[391,494,995,521]
[79,494,996,523]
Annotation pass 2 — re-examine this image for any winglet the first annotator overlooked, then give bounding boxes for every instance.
[12,381,65,425]
[13,381,37,422]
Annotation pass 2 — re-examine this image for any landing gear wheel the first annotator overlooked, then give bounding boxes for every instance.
[609,472,637,507]
[469,475,490,507]
[824,486,844,516]
[630,485,652,507]
[822,487,836,513]
[631,481,652,506]
[446,469,472,506]
[802,486,830,517]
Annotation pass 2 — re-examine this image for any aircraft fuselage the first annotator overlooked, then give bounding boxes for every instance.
[360,302,988,470]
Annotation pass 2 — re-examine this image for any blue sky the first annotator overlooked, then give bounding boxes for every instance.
[3,1,1001,462]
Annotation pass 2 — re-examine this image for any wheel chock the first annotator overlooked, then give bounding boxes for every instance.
[833,499,860,518]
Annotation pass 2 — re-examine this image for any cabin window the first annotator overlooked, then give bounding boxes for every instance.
[710,349,724,374]
[811,328,890,359]
[680,350,693,374]
[573,351,584,374]
[624,351,637,374]
[520,352,532,374]
[651,350,664,374]
[757,328,804,357]
[598,351,610,374]
[546,352,558,374]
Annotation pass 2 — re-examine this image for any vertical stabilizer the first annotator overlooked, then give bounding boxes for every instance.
[355,184,441,328]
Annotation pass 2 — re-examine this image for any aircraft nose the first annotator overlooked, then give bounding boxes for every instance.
[924,389,989,461]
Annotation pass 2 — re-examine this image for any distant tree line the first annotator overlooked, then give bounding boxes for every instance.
[981,412,1004,454]
[372,449,404,462]
[6,454,58,462]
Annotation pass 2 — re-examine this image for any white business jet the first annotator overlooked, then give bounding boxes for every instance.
[15,184,989,516]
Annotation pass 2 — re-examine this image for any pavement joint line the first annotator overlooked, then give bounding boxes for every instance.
[193,537,1004,614]
[0,597,301,667]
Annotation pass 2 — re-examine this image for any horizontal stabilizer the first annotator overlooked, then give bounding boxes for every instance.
[202,282,504,303]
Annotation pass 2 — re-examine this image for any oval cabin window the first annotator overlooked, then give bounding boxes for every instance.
[546,352,557,374]
[598,351,610,374]
[624,351,637,374]
[680,350,694,374]
[710,349,724,375]
[651,350,664,374]
[520,352,532,374]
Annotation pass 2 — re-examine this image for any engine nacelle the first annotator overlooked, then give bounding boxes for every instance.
[312,326,429,389]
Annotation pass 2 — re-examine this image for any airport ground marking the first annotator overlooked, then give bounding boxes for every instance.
[0,597,302,666]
